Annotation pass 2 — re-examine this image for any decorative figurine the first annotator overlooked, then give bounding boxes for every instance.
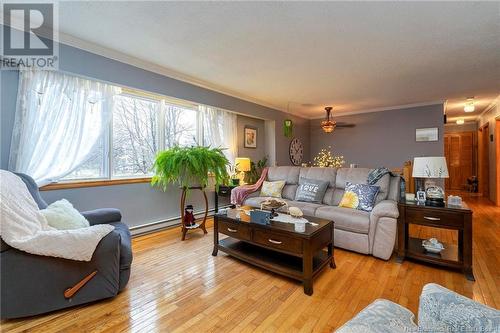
[184,205,195,227]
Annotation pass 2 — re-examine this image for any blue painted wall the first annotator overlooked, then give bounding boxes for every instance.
[310,104,445,168]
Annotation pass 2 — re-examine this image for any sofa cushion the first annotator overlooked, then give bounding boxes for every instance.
[284,200,323,217]
[243,196,270,208]
[418,283,500,333]
[339,182,380,212]
[260,180,285,198]
[336,299,418,333]
[335,168,391,205]
[315,206,370,234]
[267,167,300,184]
[294,177,329,203]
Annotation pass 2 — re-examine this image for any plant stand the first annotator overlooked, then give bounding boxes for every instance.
[180,186,208,241]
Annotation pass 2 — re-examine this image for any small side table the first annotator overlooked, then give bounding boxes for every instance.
[396,200,474,281]
[214,185,237,213]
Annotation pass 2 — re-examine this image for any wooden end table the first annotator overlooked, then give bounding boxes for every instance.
[396,200,474,281]
[212,207,335,295]
[214,185,237,213]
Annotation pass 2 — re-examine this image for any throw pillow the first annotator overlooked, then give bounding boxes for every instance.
[260,180,286,198]
[339,182,380,212]
[295,177,329,203]
[40,199,90,230]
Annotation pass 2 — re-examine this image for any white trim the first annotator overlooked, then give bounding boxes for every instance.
[310,101,445,119]
[56,31,289,114]
[478,95,499,119]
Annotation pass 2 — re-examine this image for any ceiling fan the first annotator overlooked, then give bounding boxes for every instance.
[320,106,355,133]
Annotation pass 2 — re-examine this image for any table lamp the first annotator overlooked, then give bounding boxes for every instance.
[235,157,251,185]
[412,157,449,207]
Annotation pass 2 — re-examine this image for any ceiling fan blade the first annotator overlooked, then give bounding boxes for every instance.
[336,123,356,128]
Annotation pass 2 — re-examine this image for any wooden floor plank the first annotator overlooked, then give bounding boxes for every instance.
[1,193,499,332]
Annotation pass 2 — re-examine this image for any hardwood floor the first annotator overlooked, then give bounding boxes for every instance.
[2,194,499,332]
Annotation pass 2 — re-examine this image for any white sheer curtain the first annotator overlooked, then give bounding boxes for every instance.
[9,70,121,186]
[201,105,238,164]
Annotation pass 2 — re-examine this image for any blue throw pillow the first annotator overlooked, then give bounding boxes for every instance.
[339,182,380,212]
[295,177,329,203]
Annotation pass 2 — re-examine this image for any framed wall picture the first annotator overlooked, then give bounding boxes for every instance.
[416,127,438,142]
[244,126,257,148]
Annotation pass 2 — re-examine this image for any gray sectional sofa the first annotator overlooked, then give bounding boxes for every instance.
[243,166,400,260]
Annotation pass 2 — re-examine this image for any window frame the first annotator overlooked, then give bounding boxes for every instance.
[42,88,203,190]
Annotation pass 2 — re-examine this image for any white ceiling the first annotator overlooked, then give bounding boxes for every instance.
[54,1,499,119]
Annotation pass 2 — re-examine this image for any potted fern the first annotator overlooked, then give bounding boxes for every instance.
[151,146,230,240]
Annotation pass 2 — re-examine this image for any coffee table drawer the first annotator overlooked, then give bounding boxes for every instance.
[253,230,303,255]
[219,220,251,241]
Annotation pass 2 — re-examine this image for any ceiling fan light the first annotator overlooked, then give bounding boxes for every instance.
[456,119,465,125]
[464,98,475,112]
[321,120,336,133]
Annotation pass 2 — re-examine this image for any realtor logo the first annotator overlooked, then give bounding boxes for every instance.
[1,1,59,69]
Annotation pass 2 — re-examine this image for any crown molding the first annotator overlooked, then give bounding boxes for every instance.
[56,31,295,114]
[310,100,445,120]
[478,94,499,119]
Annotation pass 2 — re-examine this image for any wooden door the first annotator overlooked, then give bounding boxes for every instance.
[478,124,489,197]
[444,132,475,190]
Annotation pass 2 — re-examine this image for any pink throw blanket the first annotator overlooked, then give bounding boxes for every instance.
[231,167,269,205]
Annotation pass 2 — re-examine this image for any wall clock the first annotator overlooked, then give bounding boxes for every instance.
[289,138,303,166]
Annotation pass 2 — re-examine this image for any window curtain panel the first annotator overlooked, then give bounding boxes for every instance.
[201,105,238,164]
[8,70,121,186]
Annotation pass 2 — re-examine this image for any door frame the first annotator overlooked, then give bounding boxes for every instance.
[478,123,490,198]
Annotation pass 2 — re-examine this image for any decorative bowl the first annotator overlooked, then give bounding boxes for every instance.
[422,239,444,254]
[260,198,287,210]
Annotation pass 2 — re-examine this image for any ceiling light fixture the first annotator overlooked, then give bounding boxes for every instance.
[456,119,465,125]
[464,98,475,112]
[321,107,337,133]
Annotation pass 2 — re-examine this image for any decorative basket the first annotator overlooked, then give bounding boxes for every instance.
[260,198,288,212]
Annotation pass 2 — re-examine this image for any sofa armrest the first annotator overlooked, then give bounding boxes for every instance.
[369,200,398,260]
[418,283,500,332]
[82,208,122,226]
[370,200,399,220]
[1,231,121,319]
[336,299,417,333]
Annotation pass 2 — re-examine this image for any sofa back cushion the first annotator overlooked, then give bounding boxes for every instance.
[282,185,298,200]
[299,167,337,187]
[267,166,300,184]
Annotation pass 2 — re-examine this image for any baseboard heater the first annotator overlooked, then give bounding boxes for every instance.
[129,205,230,237]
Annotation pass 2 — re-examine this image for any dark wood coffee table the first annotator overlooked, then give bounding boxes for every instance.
[212,207,335,295]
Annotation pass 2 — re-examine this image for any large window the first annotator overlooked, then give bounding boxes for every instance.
[64,91,201,180]
[113,94,159,177]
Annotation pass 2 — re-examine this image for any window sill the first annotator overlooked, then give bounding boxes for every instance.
[40,177,152,191]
